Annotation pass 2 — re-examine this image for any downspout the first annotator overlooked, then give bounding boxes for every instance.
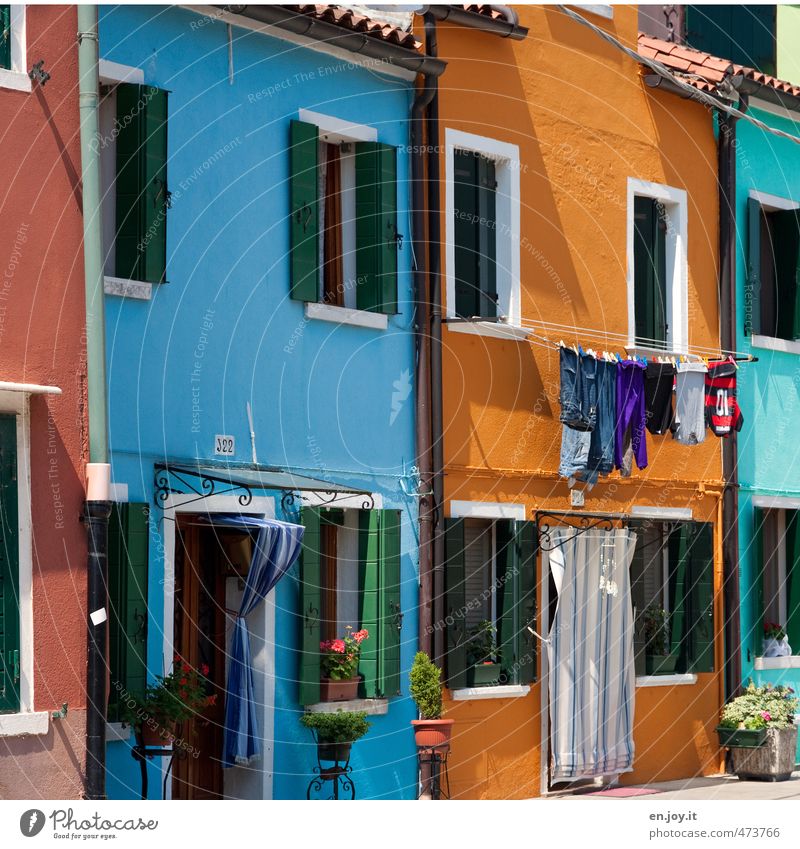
[78,5,112,800]
[717,96,746,701]
[411,33,437,656]
[424,13,445,667]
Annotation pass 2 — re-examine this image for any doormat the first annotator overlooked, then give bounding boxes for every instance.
[587,787,661,797]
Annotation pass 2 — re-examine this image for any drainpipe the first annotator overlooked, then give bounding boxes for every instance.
[411,34,437,656]
[424,13,446,667]
[718,98,746,701]
[78,4,112,800]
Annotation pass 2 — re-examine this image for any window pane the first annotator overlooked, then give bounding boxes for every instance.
[633,196,667,346]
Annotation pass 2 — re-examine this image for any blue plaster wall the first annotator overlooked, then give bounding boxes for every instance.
[99,4,419,798]
[733,106,800,759]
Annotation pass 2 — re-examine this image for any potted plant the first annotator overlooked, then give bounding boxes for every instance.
[299,710,370,764]
[763,622,792,658]
[319,626,369,702]
[466,620,502,687]
[642,605,677,675]
[123,656,216,747]
[410,652,453,751]
[717,682,799,780]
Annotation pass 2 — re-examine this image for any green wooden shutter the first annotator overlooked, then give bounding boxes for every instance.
[358,510,401,698]
[770,209,800,341]
[687,522,715,673]
[444,518,467,689]
[515,521,537,684]
[633,196,667,346]
[785,510,800,652]
[668,524,692,672]
[745,197,762,336]
[686,6,776,76]
[354,142,398,314]
[454,151,479,319]
[0,415,19,714]
[477,155,497,317]
[753,506,767,660]
[298,506,322,705]
[0,6,11,71]
[107,503,149,722]
[115,85,169,284]
[289,120,319,302]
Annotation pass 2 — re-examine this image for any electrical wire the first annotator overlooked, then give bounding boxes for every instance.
[558,5,800,148]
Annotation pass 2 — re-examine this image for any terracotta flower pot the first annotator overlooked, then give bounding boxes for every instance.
[140,721,176,748]
[412,718,454,752]
[320,677,359,702]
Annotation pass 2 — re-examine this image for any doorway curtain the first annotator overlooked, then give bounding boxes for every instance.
[546,527,638,782]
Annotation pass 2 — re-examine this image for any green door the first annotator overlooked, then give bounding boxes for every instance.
[0,415,19,713]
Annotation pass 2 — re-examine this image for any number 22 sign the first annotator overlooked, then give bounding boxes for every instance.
[215,435,235,456]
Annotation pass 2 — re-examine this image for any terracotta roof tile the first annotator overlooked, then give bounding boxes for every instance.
[463,5,506,21]
[638,32,800,101]
[287,5,421,51]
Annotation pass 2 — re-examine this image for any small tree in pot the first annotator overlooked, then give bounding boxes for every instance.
[410,652,454,752]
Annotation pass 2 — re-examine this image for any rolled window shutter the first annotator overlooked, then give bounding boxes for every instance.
[289,120,320,302]
[358,510,380,697]
[746,197,762,336]
[355,142,399,314]
[0,6,11,71]
[107,503,149,722]
[770,208,800,340]
[0,414,19,713]
[115,85,169,284]
[298,507,322,705]
[444,518,468,689]
[687,522,714,673]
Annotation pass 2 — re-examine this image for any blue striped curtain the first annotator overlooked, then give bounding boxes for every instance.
[547,528,638,782]
[210,514,304,768]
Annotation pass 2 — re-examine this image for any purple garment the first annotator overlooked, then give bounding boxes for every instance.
[615,361,648,472]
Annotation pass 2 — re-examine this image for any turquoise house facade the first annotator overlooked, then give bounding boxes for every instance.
[734,97,800,758]
[97,4,423,799]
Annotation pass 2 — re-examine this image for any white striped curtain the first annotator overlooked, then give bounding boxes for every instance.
[547,527,638,782]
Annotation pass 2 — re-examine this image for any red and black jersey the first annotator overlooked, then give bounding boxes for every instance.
[705,359,743,437]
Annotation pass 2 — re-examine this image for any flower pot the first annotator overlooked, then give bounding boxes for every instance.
[716,725,768,749]
[730,726,798,781]
[412,718,454,752]
[645,653,678,676]
[140,721,176,748]
[467,662,502,687]
[317,740,353,764]
[320,677,360,702]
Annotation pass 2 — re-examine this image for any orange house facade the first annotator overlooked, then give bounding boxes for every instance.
[430,6,726,799]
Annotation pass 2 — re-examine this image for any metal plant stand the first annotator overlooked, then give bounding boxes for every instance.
[306,735,356,800]
[417,747,451,800]
[131,728,178,800]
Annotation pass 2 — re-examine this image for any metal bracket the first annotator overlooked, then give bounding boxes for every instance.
[534,510,621,551]
[154,464,253,509]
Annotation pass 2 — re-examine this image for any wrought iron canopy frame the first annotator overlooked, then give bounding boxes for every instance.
[534,509,632,551]
[153,463,375,511]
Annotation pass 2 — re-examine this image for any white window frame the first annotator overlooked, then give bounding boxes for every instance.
[0,5,30,93]
[748,190,800,355]
[626,178,688,355]
[445,128,522,340]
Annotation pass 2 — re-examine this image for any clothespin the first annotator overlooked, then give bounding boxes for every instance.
[670,356,676,366]
[559,339,564,348]
[578,344,584,356]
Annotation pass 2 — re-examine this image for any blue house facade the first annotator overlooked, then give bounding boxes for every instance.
[97,4,425,799]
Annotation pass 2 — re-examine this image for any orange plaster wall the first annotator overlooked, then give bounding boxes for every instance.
[434,5,724,798]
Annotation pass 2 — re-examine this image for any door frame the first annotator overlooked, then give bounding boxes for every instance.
[160,493,275,800]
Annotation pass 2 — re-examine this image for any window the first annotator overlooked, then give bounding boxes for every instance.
[289,118,398,314]
[629,520,714,676]
[100,83,169,286]
[445,129,521,328]
[0,414,20,713]
[0,5,28,92]
[627,179,687,353]
[745,195,800,342]
[107,503,149,723]
[443,517,535,688]
[685,5,775,77]
[753,507,800,656]
[298,507,401,705]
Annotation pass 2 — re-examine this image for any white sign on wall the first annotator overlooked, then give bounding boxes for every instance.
[214,434,236,457]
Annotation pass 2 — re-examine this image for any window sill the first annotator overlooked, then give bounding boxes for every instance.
[636,673,697,688]
[104,276,153,301]
[0,711,49,737]
[572,4,614,19]
[446,320,530,342]
[0,68,32,93]
[305,698,388,715]
[754,656,800,671]
[106,721,132,742]
[450,684,531,701]
[305,302,388,330]
[751,335,800,355]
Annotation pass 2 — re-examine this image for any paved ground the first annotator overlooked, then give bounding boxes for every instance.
[576,772,800,800]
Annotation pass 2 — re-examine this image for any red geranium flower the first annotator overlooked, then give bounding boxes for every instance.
[201,663,210,676]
